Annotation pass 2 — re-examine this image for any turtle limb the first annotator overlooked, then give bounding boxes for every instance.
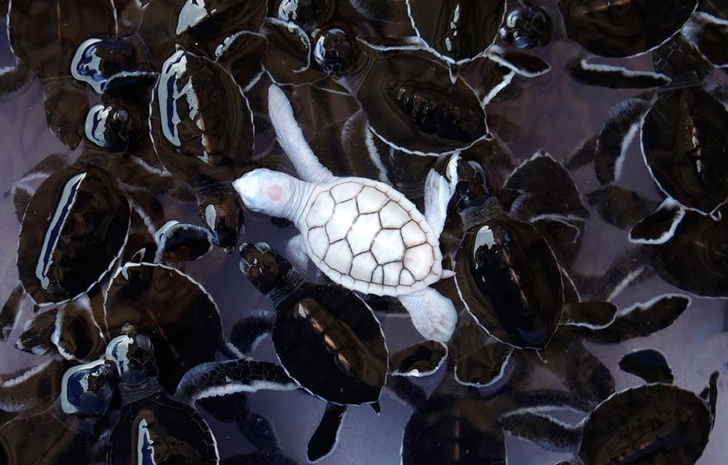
[15,309,56,355]
[0,283,25,340]
[629,199,686,244]
[574,246,657,302]
[173,359,298,405]
[153,220,214,266]
[566,55,670,89]
[4,152,73,222]
[576,294,690,344]
[0,358,67,414]
[229,310,275,354]
[398,289,457,343]
[594,98,652,184]
[389,341,447,377]
[500,411,581,453]
[0,60,32,96]
[619,349,674,384]
[486,44,551,78]
[683,12,728,67]
[307,403,347,462]
[561,302,618,329]
[284,234,322,280]
[586,185,660,230]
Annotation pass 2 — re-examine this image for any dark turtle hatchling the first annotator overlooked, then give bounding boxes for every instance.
[501,351,719,465]
[175,243,447,462]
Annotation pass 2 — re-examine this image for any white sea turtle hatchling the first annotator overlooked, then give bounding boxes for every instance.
[233,84,458,342]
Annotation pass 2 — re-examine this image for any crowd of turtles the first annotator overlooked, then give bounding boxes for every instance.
[0,0,726,464]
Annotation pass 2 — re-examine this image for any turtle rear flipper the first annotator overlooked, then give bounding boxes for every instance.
[307,403,347,462]
[619,348,674,384]
[567,55,671,89]
[389,340,446,377]
[0,60,32,96]
[173,359,297,405]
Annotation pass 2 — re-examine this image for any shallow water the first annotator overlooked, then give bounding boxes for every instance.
[0,4,727,465]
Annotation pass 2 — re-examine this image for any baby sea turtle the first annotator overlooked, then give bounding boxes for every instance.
[149,49,255,249]
[234,84,459,342]
[105,331,219,465]
[588,85,728,245]
[175,243,446,462]
[501,351,719,465]
[0,359,116,465]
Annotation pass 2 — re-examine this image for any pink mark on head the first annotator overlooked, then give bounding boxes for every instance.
[265,182,283,201]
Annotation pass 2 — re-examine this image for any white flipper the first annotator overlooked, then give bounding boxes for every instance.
[284,234,324,282]
[268,84,334,183]
[399,288,457,342]
[424,155,459,238]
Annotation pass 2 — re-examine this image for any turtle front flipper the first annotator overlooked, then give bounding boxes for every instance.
[173,359,298,405]
[500,411,581,453]
[567,55,671,89]
[399,289,457,343]
[229,310,275,354]
[0,283,25,340]
[0,358,67,414]
[389,340,447,377]
[40,78,88,149]
[587,185,660,230]
[0,60,32,97]
[629,199,686,244]
[307,403,347,462]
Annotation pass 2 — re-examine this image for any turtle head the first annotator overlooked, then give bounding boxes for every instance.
[60,359,117,416]
[239,242,291,294]
[233,168,305,221]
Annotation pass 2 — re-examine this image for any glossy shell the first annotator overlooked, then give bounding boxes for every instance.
[579,383,713,464]
[641,87,728,215]
[149,50,255,185]
[559,0,697,58]
[17,165,130,305]
[406,0,506,64]
[455,216,564,349]
[301,178,442,296]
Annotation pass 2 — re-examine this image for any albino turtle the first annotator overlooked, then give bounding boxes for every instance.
[233,84,457,342]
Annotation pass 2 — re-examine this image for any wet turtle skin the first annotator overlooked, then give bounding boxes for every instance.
[578,381,715,465]
[17,164,130,306]
[240,243,389,405]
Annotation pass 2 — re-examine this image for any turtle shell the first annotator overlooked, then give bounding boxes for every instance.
[641,87,728,215]
[17,164,130,306]
[273,285,389,405]
[149,49,255,186]
[579,383,713,465]
[406,0,507,64]
[455,216,564,350]
[299,178,442,296]
[559,0,698,58]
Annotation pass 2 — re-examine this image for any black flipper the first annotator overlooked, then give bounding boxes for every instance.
[587,185,659,229]
[0,283,25,340]
[562,301,618,329]
[567,56,670,89]
[579,294,690,344]
[174,359,297,405]
[594,98,651,184]
[629,201,684,244]
[500,411,580,452]
[307,403,347,462]
[0,60,32,97]
[564,135,597,171]
[230,310,275,354]
[619,349,674,384]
